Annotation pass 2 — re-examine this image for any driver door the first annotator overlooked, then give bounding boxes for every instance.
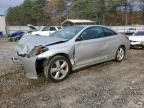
[75,26,108,67]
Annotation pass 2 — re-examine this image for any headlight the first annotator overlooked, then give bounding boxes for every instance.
[27,46,48,57]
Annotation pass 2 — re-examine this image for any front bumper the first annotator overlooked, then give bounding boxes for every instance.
[12,56,38,79]
[130,41,144,47]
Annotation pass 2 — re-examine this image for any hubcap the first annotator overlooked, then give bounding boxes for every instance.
[50,60,68,80]
[117,48,124,61]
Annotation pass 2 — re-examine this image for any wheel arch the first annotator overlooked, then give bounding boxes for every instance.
[47,53,73,71]
[119,45,126,50]
[35,53,72,74]
[119,44,125,49]
[51,53,70,60]
[115,45,126,56]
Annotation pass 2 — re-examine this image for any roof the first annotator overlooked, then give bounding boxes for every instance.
[63,25,110,29]
[62,19,95,24]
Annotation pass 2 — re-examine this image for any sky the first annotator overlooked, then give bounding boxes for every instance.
[0,0,24,15]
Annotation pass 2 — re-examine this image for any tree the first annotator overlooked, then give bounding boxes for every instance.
[6,0,47,25]
[55,0,67,24]
[6,0,143,25]
[139,0,144,24]
[72,0,126,25]
[44,0,59,18]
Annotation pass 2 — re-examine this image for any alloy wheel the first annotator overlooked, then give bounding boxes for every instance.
[50,60,69,80]
[116,47,125,61]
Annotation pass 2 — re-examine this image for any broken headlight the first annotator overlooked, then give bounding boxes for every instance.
[27,46,48,57]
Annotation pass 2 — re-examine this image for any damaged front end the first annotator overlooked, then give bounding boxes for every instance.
[12,35,69,79]
[21,56,38,79]
[12,45,49,79]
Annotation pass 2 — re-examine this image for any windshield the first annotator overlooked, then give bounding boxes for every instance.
[134,31,144,36]
[50,27,83,40]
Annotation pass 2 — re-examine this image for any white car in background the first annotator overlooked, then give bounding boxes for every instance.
[28,24,63,36]
[129,31,144,48]
[126,28,137,35]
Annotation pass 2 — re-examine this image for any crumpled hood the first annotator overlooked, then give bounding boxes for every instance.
[16,34,67,55]
[129,36,144,42]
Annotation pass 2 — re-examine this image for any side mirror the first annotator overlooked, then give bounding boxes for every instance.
[75,36,82,41]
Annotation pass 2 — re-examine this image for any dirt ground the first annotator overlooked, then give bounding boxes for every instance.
[0,38,144,108]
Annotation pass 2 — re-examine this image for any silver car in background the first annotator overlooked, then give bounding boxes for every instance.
[12,25,130,82]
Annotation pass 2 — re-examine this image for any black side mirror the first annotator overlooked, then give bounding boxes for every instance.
[75,36,82,41]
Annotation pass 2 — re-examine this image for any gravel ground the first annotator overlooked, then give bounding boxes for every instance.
[0,38,144,108]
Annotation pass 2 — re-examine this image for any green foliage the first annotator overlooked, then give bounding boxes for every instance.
[56,0,66,13]
[6,0,130,25]
[6,0,47,25]
[72,0,126,24]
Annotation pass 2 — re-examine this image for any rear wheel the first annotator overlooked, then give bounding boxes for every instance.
[115,46,125,62]
[44,55,71,82]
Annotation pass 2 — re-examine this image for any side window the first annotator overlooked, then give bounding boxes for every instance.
[58,27,62,29]
[50,27,56,31]
[103,28,117,36]
[42,27,49,31]
[81,27,105,40]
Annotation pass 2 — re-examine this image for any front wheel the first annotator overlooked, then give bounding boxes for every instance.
[115,46,125,62]
[44,55,71,82]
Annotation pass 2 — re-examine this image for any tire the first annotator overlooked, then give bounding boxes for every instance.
[14,38,17,42]
[11,38,14,42]
[11,38,16,42]
[115,46,125,62]
[130,45,133,49]
[44,55,71,82]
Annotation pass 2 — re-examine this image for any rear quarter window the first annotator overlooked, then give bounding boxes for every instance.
[103,28,117,36]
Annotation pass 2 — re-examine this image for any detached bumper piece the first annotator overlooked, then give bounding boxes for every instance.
[11,56,38,79]
[21,57,38,79]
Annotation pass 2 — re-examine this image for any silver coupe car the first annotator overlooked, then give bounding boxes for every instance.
[12,25,130,82]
